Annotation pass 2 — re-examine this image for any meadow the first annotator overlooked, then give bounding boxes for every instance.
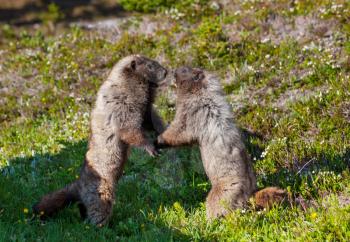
[0,0,349,241]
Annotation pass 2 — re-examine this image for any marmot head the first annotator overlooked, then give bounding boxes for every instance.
[173,66,206,94]
[121,55,168,88]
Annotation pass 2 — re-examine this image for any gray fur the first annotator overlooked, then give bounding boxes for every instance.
[157,67,257,219]
[33,55,167,226]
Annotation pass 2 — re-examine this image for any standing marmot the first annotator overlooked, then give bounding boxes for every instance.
[156,66,286,219]
[33,55,168,226]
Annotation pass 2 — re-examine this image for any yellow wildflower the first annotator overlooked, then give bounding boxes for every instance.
[173,202,183,213]
[310,212,317,220]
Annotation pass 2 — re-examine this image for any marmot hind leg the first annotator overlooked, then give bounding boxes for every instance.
[206,183,228,219]
[206,181,251,219]
[86,196,113,226]
[79,177,115,226]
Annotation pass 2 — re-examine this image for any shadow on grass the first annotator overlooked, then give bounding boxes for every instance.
[257,148,350,199]
[241,127,350,195]
[241,127,265,162]
[2,136,348,240]
[1,140,201,240]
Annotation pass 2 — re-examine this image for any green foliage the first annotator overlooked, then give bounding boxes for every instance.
[118,0,214,21]
[39,3,64,24]
[190,17,232,68]
[118,0,175,12]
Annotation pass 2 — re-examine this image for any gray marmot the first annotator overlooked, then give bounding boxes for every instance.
[33,55,168,226]
[156,66,286,219]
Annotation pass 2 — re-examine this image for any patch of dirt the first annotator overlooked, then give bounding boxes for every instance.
[227,66,328,111]
[127,16,174,36]
[261,15,338,44]
[337,193,350,207]
[73,15,175,43]
[0,0,126,25]
[223,23,243,43]
[0,0,37,9]
[272,86,327,109]
[341,101,350,123]
[72,18,124,42]
[0,72,45,100]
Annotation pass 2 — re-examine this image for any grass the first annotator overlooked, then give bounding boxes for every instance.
[0,0,350,241]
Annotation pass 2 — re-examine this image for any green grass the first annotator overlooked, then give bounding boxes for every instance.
[0,0,350,241]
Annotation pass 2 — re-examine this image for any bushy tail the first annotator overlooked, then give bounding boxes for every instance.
[33,181,80,218]
[252,187,287,209]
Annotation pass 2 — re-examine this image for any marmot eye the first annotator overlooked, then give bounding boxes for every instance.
[147,64,154,70]
[193,73,201,82]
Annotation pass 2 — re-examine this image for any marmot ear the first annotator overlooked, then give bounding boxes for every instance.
[130,60,136,71]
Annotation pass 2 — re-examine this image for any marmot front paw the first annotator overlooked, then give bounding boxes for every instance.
[144,144,159,157]
[154,135,170,149]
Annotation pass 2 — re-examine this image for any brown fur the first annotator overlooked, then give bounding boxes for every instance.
[253,187,287,209]
[33,55,168,226]
[156,66,286,219]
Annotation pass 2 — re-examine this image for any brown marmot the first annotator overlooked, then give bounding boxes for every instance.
[33,55,168,226]
[156,66,286,219]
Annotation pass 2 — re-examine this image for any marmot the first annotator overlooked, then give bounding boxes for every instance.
[156,66,286,219]
[33,55,168,226]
